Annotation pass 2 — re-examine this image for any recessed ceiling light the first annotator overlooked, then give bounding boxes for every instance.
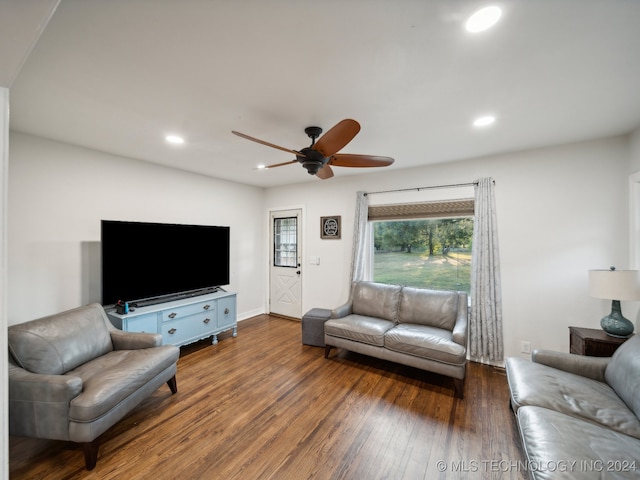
[165,135,185,145]
[473,115,496,127]
[465,6,502,33]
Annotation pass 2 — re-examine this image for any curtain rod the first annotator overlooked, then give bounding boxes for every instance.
[364,181,480,196]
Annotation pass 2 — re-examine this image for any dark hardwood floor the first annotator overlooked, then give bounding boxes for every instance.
[9,315,527,479]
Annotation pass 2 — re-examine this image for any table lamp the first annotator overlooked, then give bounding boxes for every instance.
[588,267,640,338]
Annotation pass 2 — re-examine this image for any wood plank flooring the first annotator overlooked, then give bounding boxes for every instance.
[9,315,527,479]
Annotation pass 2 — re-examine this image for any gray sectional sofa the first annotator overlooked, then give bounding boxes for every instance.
[506,335,640,479]
[324,281,468,397]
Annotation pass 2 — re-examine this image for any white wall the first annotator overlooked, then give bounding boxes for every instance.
[8,132,266,325]
[1,87,9,480]
[630,126,640,173]
[265,135,633,361]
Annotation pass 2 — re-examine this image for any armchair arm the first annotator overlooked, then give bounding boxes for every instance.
[110,329,162,350]
[9,361,83,440]
[531,349,610,382]
[452,294,468,347]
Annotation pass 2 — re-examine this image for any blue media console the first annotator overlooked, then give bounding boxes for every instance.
[107,290,237,347]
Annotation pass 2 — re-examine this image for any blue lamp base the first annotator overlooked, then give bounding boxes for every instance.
[600,300,635,338]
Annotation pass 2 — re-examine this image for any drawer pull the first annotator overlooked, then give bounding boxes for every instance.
[203,318,211,324]
[168,328,177,335]
[203,304,211,310]
[168,312,177,319]
[224,308,230,315]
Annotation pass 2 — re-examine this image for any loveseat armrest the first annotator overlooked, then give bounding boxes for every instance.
[532,349,610,382]
[9,361,83,439]
[331,302,353,319]
[452,293,468,347]
[110,329,163,350]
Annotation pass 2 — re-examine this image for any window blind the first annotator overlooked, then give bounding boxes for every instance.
[368,198,475,221]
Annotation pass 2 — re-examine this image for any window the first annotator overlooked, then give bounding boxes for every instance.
[370,199,474,293]
[273,217,298,267]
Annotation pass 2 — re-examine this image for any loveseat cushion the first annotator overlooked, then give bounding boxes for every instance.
[384,324,466,365]
[517,406,640,480]
[67,345,179,422]
[324,315,395,347]
[605,335,640,419]
[506,356,640,439]
[397,287,458,330]
[352,282,402,322]
[8,304,113,375]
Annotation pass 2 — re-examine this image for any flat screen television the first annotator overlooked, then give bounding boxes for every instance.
[101,220,230,306]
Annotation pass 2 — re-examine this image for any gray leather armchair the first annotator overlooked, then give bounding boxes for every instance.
[8,303,180,470]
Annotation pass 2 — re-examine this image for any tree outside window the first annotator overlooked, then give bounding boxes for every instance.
[373,217,473,293]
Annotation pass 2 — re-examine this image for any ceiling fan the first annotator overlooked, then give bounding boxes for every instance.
[232,119,394,179]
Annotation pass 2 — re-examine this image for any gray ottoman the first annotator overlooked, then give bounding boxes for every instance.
[301,308,332,347]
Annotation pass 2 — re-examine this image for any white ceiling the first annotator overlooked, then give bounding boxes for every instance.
[6,0,640,188]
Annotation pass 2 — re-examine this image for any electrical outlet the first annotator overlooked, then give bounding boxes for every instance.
[521,341,531,354]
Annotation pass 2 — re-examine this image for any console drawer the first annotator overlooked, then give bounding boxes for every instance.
[161,301,215,322]
[162,311,215,344]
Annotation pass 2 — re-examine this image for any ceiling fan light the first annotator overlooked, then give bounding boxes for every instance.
[465,6,502,33]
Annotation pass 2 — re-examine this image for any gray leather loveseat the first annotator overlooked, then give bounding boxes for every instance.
[8,303,180,470]
[506,335,640,479]
[324,281,468,397]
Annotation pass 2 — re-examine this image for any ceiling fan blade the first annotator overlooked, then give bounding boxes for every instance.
[328,154,395,168]
[232,130,304,157]
[315,164,334,179]
[312,119,361,157]
[263,159,298,169]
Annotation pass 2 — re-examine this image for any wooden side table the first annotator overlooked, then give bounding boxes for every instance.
[569,326,631,357]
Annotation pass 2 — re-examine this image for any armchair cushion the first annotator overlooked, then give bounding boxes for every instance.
[66,346,178,422]
[8,303,113,375]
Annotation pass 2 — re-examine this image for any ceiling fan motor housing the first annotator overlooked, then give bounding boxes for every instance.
[298,147,327,174]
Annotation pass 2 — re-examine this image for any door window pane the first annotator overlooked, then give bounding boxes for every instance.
[274,217,297,267]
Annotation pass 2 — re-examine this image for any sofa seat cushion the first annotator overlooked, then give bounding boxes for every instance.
[506,357,640,439]
[517,406,640,480]
[324,315,395,347]
[67,346,179,422]
[384,324,466,365]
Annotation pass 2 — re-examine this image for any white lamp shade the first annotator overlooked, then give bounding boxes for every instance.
[589,269,640,301]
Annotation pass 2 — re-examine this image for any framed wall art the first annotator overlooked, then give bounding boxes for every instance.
[320,216,341,239]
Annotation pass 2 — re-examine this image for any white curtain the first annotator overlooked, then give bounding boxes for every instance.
[470,178,504,363]
[350,191,370,282]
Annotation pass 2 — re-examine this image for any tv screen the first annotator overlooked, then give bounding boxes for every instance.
[101,220,230,306]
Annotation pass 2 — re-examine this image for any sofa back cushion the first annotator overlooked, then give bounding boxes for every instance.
[605,334,640,418]
[8,303,114,375]
[397,287,459,330]
[352,282,402,322]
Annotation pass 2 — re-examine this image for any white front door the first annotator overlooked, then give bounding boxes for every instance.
[269,209,302,318]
